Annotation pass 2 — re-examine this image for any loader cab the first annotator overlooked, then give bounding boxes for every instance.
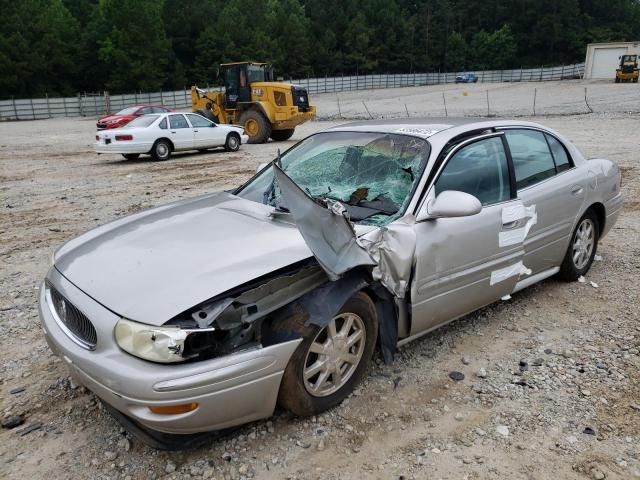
[220,62,275,109]
[620,54,638,72]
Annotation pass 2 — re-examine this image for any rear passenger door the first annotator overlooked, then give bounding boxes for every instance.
[502,128,585,273]
[410,134,525,334]
[167,114,194,150]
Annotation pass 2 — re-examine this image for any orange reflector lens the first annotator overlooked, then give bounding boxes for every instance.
[148,403,198,415]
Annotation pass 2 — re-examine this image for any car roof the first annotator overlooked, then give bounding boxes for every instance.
[325,117,554,141]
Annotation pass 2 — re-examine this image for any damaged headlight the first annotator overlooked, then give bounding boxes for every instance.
[114,318,207,363]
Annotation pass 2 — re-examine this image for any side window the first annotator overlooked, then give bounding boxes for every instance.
[505,129,556,189]
[435,136,511,206]
[158,117,168,129]
[169,114,189,129]
[546,134,572,173]
[186,114,213,128]
[140,107,154,115]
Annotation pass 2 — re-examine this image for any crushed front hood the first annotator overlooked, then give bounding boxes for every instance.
[55,193,313,325]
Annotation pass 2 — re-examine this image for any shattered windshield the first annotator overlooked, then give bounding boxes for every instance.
[236,131,430,225]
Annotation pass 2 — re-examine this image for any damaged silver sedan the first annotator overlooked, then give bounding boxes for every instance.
[39,118,623,447]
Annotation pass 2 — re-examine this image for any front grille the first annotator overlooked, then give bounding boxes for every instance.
[291,86,310,112]
[49,285,97,349]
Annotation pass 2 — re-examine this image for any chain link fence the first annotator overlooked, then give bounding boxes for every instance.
[0,63,584,121]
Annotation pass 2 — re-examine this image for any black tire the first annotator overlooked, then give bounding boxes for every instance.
[122,153,140,160]
[150,139,172,161]
[274,291,377,417]
[224,133,241,152]
[270,129,295,141]
[558,209,599,281]
[634,78,639,83]
[239,110,271,144]
[615,77,620,83]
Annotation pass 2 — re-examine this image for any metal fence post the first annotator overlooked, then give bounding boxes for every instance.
[533,88,537,116]
[442,91,448,117]
[539,66,543,81]
[173,89,176,107]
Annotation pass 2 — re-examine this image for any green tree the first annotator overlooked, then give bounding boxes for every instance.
[446,32,467,71]
[97,0,170,92]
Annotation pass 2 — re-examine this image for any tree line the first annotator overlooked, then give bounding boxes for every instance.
[2,0,640,99]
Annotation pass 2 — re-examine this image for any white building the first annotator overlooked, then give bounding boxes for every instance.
[584,42,640,79]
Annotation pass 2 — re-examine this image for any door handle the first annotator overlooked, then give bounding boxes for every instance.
[170,131,176,134]
[193,130,199,132]
[503,219,524,229]
[571,185,584,196]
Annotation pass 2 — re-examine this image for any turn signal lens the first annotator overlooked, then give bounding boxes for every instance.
[115,134,133,141]
[148,403,198,415]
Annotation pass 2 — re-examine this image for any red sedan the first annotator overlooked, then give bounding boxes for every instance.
[96,105,173,130]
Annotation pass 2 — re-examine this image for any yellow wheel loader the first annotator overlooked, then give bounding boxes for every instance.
[615,54,639,83]
[191,62,316,143]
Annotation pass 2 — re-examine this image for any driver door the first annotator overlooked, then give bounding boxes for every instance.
[410,134,526,335]
[186,114,225,148]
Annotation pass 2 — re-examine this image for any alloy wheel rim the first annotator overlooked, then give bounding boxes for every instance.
[572,218,595,270]
[229,136,238,149]
[303,312,366,397]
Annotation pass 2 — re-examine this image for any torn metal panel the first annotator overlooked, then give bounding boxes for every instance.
[296,271,369,328]
[189,266,327,330]
[369,283,398,364]
[360,216,417,298]
[499,203,537,247]
[273,163,376,280]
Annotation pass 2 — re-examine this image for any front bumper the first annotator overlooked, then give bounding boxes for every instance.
[241,134,250,144]
[39,268,300,434]
[272,106,317,130]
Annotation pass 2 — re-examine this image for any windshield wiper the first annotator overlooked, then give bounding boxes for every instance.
[262,149,282,205]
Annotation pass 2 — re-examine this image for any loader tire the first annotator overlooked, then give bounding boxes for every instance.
[239,110,271,144]
[270,129,295,141]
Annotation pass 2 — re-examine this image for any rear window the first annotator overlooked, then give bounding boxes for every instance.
[125,115,160,128]
[546,134,572,173]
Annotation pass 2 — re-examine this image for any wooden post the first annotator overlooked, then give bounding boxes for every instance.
[12,96,18,120]
[46,93,51,118]
[486,90,490,117]
[442,91,448,117]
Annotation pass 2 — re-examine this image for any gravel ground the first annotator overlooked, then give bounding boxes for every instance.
[1,82,639,480]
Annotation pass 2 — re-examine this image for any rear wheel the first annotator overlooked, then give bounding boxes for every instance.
[151,139,171,161]
[270,129,295,141]
[239,110,271,144]
[558,209,599,281]
[274,292,377,416]
[224,133,241,152]
[122,153,139,160]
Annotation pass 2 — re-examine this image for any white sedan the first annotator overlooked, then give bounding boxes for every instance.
[95,112,249,161]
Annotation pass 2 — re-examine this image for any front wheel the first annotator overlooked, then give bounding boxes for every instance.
[239,110,271,144]
[150,139,172,161]
[558,210,599,281]
[270,129,295,141]
[224,133,240,152]
[276,292,377,416]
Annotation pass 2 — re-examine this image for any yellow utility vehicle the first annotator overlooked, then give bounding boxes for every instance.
[191,62,316,143]
[615,54,639,83]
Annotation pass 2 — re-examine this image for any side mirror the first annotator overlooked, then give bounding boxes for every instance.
[417,190,482,221]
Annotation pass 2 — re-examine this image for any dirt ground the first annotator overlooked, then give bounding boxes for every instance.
[1,81,639,480]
